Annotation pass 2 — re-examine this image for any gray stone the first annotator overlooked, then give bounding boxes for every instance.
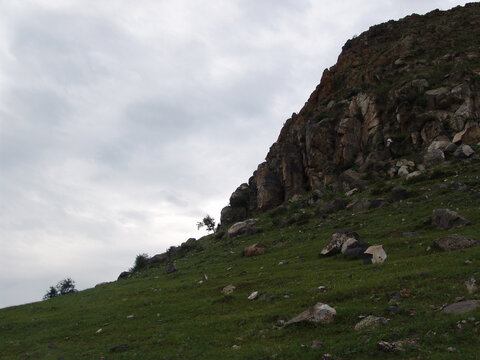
[427,140,451,152]
[442,300,479,314]
[431,209,471,230]
[433,234,478,251]
[222,284,236,295]
[406,170,422,181]
[227,219,258,237]
[285,302,336,326]
[117,271,131,280]
[465,277,477,294]
[397,165,409,177]
[423,149,445,167]
[148,253,168,264]
[354,315,388,331]
[444,143,458,154]
[453,144,475,158]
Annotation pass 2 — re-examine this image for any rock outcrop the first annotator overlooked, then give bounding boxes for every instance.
[220,3,480,225]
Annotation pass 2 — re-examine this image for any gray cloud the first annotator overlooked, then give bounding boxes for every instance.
[0,0,469,308]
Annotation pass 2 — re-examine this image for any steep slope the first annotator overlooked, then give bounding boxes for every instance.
[221,3,480,225]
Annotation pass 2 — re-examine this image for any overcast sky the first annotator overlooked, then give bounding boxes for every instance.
[0,0,468,308]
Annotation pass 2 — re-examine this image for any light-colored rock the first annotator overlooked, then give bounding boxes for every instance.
[341,238,358,254]
[395,159,415,168]
[321,230,359,256]
[222,284,236,295]
[364,245,387,264]
[345,188,358,196]
[442,300,479,314]
[427,140,451,152]
[433,234,478,251]
[354,315,388,331]
[397,165,409,177]
[406,170,422,180]
[228,219,257,237]
[248,291,259,300]
[465,277,477,294]
[285,302,336,326]
[431,209,471,230]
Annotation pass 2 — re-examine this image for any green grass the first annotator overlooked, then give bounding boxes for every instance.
[1,159,480,359]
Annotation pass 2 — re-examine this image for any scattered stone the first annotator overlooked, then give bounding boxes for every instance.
[228,219,258,238]
[431,209,471,230]
[96,328,103,334]
[406,170,422,180]
[320,230,360,256]
[242,243,267,257]
[465,277,477,294]
[453,144,475,158]
[444,143,458,154]
[126,314,134,319]
[354,315,388,331]
[364,245,387,264]
[165,262,177,274]
[397,165,409,177]
[222,284,236,295]
[391,186,408,201]
[377,339,418,352]
[109,344,130,353]
[248,291,259,300]
[311,340,323,350]
[442,300,479,314]
[318,286,327,292]
[117,271,131,280]
[231,345,241,350]
[428,140,450,152]
[285,303,336,326]
[433,234,478,251]
[447,346,457,352]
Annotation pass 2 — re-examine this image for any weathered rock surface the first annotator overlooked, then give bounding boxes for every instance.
[222,4,480,218]
[285,303,336,326]
[222,284,236,295]
[433,234,478,251]
[242,243,267,257]
[354,315,388,331]
[227,219,258,238]
[431,209,471,230]
[453,144,475,158]
[442,300,479,314]
[320,230,360,256]
[165,262,177,274]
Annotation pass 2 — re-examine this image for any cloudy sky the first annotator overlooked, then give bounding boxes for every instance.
[0,0,468,308]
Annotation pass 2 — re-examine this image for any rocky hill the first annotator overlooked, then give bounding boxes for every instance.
[221,2,480,225]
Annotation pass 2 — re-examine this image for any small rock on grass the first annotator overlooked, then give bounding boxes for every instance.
[442,300,479,314]
[248,291,259,300]
[465,277,477,294]
[285,303,336,326]
[354,315,388,331]
[222,284,236,295]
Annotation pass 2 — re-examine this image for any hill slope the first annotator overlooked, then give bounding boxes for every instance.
[1,3,480,360]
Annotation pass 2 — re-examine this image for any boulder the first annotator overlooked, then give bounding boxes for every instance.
[148,253,168,264]
[220,206,247,226]
[391,186,408,201]
[433,234,478,251]
[227,219,258,238]
[453,144,475,158]
[117,271,131,280]
[349,199,370,212]
[427,140,451,152]
[242,243,267,257]
[364,245,387,264]
[431,209,471,230]
[423,148,445,167]
[443,143,458,154]
[397,165,409,177]
[369,198,389,209]
[285,302,336,326]
[321,230,360,256]
[442,300,479,314]
[452,125,480,144]
[254,162,284,211]
[316,198,346,215]
[354,315,388,331]
[406,170,422,181]
[165,262,177,274]
[338,169,369,192]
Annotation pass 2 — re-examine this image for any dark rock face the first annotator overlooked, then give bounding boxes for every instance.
[223,3,480,218]
[431,209,471,230]
[118,271,131,280]
[165,262,177,274]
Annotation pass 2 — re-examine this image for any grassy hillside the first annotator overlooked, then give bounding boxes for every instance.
[1,155,479,359]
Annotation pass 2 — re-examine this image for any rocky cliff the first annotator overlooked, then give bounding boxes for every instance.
[221,3,480,225]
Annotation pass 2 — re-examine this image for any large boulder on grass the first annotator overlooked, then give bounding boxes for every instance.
[227,219,258,238]
[433,234,478,251]
[431,209,471,230]
[320,230,360,256]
